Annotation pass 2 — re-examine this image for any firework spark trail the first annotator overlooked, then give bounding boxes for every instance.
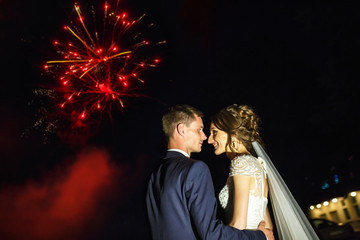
[45,1,165,121]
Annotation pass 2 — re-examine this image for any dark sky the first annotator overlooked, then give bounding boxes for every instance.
[0,0,360,239]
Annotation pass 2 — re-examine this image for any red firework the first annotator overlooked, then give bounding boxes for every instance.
[44,1,165,120]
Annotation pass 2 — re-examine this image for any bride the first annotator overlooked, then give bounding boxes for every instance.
[208,104,319,240]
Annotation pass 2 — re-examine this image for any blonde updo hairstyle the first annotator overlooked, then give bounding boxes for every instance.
[211,104,264,156]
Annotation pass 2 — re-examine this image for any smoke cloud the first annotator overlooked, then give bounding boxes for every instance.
[0,148,122,240]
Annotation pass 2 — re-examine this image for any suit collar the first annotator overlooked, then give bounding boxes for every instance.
[167,149,190,157]
[165,150,189,159]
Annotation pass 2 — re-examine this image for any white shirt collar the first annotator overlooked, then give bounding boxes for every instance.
[168,149,190,158]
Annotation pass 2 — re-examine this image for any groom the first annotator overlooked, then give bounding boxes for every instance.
[146,105,273,240]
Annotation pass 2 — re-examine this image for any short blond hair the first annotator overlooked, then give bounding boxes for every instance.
[162,105,204,139]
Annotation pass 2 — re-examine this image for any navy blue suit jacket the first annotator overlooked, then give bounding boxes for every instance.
[146,151,266,240]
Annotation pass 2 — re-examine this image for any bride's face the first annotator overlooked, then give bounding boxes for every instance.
[208,123,229,155]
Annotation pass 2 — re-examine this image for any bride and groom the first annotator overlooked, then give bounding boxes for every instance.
[146,104,318,239]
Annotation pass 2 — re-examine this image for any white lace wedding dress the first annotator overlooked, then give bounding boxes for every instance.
[218,144,320,239]
[219,155,268,230]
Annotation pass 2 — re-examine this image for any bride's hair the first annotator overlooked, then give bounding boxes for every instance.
[211,104,264,156]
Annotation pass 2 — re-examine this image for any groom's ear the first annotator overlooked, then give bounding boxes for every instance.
[176,123,185,137]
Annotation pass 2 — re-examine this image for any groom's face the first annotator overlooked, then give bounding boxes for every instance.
[183,115,207,154]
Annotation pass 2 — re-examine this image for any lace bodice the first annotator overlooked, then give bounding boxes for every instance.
[219,155,268,229]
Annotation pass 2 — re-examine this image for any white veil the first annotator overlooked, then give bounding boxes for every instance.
[252,141,319,240]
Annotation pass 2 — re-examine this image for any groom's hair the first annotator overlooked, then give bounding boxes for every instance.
[162,105,204,139]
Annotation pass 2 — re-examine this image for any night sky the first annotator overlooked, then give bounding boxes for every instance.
[1,0,360,239]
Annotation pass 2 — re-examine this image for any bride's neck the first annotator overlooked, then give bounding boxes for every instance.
[226,150,251,160]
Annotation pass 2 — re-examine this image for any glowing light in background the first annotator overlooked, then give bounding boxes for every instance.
[332,198,338,203]
[44,1,165,121]
[0,149,118,240]
[321,181,329,190]
[0,148,151,240]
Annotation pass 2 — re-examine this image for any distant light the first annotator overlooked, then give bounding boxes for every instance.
[350,192,357,197]
[323,201,329,206]
[316,204,322,209]
[321,182,329,190]
[310,206,315,210]
[332,198,338,203]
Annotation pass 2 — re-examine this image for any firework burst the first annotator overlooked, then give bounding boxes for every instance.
[44,1,165,121]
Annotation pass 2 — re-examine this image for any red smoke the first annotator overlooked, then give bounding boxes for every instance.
[0,148,122,240]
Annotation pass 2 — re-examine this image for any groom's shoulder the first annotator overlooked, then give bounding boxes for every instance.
[182,156,206,167]
[165,153,209,173]
[187,158,210,174]
[189,158,207,167]
[170,157,209,174]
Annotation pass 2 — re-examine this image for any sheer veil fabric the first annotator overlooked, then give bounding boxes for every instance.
[252,141,319,240]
